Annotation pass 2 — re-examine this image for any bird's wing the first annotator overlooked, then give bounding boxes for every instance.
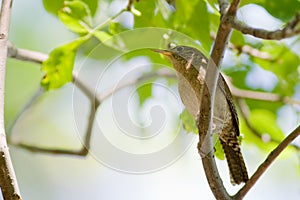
[218,74,240,136]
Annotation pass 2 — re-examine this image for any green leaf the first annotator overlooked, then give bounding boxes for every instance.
[41,38,86,90]
[253,41,300,96]
[213,133,225,160]
[42,0,98,16]
[249,109,285,141]
[180,109,198,134]
[173,0,212,52]
[230,30,245,48]
[58,0,93,34]
[109,22,129,35]
[241,109,286,153]
[136,83,152,106]
[133,0,162,28]
[92,30,126,54]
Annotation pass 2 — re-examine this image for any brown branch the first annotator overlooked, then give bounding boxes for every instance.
[211,33,275,61]
[126,0,140,11]
[0,0,22,199]
[233,125,300,199]
[196,0,241,199]
[231,12,300,40]
[197,87,231,200]
[227,0,240,15]
[224,77,300,106]
[228,43,274,61]
[218,0,230,16]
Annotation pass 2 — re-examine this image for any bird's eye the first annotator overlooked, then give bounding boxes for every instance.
[177,46,183,52]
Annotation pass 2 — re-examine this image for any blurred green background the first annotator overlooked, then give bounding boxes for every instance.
[2,0,300,199]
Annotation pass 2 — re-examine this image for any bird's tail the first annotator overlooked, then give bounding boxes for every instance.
[220,139,249,185]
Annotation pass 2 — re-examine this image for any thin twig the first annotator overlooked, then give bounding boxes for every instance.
[231,12,300,40]
[211,33,275,61]
[0,0,22,199]
[228,43,274,61]
[233,125,300,200]
[11,84,96,156]
[126,0,139,11]
[7,87,45,134]
[218,0,230,16]
[98,68,176,101]
[6,42,97,156]
[224,77,300,106]
[7,41,48,63]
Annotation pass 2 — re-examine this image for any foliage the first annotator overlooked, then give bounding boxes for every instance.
[38,0,300,158]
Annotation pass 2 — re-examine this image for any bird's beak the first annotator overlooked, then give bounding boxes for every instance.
[152,49,172,57]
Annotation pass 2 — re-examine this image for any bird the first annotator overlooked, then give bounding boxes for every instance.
[153,45,249,185]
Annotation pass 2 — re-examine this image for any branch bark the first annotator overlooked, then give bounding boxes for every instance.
[231,12,300,40]
[7,41,48,64]
[233,125,300,200]
[196,1,240,199]
[0,0,22,199]
[225,77,300,106]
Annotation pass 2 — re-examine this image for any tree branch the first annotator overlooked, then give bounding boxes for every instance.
[10,84,95,156]
[196,0,241,199]
[218,0,230,16]
[225,77,300,106]
[228,43,274,61]
[6,42,95,156]
[98,68,176,101]
[226,0,240,15]
[233,125,300,199]
[0,0,22,199]
[7,41,48,64]
[211,33,275,61]
[231,12,300,40]
[7,87,45,134]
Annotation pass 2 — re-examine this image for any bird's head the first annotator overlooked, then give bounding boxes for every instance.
[152,45,208,73]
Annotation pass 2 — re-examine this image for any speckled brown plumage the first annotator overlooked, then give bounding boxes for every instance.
[154,45,248,185]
